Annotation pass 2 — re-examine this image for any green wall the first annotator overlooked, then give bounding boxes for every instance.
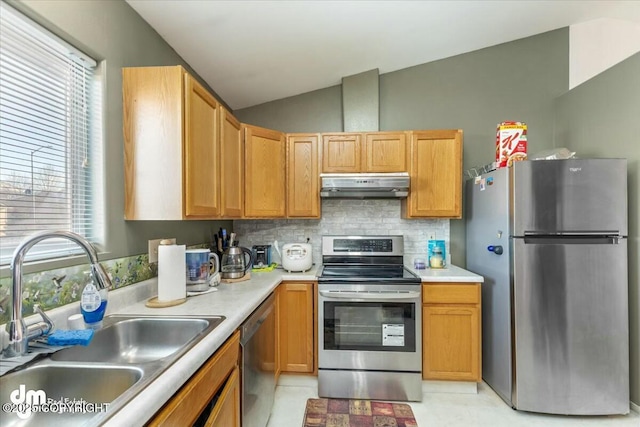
[343,69,380,131]
[4,0,232,272]
[381,29,568,264]
[236,29,570,265]
[8,0,635,407]
[554,52,640,406]
[235,85,343,133]
[236,28,640,406]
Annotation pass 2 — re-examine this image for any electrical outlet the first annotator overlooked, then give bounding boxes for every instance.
[148,238,176,263]
[148,239,162,263]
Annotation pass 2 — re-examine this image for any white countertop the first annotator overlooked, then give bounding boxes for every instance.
[45,262,480,426]
[103,266,319,426]
[406,264,485,283]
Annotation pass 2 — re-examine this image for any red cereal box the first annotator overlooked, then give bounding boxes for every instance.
[496,122,527,168]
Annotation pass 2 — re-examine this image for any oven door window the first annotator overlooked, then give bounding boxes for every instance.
[323,302,416,352]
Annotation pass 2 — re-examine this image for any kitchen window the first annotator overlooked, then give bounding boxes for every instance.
[0,2,103,265]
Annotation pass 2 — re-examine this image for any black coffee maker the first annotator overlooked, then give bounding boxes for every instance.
[252,245,272,268]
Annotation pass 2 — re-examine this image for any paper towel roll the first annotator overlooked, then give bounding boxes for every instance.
[158,244,186,302]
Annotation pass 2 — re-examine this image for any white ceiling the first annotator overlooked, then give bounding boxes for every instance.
[126,1,640,110]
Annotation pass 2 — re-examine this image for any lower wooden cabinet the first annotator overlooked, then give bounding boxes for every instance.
[148,330,240,427]
[422,283,481,381]
[277,281,315,374]
[203,366,240,427]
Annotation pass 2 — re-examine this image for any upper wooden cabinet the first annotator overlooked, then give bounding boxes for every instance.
[363,131,408,172]
[123,66,221,220]
[123,66,460,221]
[287,134,320,218]
[320,131,408,173]
[244,124,286,218]
[321,133,361,173]
[402,130,463,218]
[184,74,221,218]
[220,108,243,218]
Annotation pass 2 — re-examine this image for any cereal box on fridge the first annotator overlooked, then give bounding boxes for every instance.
[496,122,527,168]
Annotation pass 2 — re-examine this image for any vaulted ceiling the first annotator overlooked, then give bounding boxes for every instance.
[126,1,640,110]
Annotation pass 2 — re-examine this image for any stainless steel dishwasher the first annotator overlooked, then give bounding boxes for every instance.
[241,293,276,427]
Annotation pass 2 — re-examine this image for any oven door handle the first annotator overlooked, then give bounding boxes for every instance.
[319,290,421,300]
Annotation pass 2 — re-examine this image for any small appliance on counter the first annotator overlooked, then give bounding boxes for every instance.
[275,242,313,272]
[252,245,272,268]
[221,245,253,279]
[427,240,446,269]
[185,248,220,292]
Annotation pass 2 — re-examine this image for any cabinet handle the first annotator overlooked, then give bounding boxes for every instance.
[319,290,420,300]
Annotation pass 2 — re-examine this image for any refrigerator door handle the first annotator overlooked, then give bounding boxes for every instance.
[487,245,504,254]
[523,230,621,236]
[523,236,624,245]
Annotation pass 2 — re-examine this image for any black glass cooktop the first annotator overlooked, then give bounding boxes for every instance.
[318,264,420,284]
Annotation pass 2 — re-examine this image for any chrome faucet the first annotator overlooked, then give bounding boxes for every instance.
[3,230,112,357]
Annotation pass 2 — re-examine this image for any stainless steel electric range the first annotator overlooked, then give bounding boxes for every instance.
[317,235,423,402]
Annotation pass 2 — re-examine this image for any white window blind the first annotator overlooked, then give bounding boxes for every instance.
[0,2,102,265]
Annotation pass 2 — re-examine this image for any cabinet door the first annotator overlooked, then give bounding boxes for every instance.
[423,305,480,381]
[278,282,314,373]
[149,331,240,426]
[220,108,243,218]
[363,132,408,172]
[403,130,462,218]
[205,366,240,427]
[244,124,286,217]
[184,74,220,217]
[321,133,362,172]
[123,66,184,220]
[287,134,320,218]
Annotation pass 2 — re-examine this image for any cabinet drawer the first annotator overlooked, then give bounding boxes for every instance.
[149,330,240,426]
[423,283,480,304]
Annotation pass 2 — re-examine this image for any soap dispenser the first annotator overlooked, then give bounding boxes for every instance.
[80,273,108,330]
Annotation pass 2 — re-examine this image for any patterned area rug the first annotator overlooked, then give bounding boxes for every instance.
[303,398,418,427]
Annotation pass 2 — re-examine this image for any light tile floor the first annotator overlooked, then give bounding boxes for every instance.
[267,377,639,427]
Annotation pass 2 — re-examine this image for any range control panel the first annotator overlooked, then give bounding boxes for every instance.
[333,238,393,253]
[322,235,404,257]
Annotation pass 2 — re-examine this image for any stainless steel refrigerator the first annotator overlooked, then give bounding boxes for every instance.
[466,159,629,415]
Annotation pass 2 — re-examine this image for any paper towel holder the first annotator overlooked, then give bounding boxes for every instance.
[149,240,187,308]
[145,295,187,308]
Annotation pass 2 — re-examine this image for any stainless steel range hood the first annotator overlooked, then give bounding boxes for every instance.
[320,173,410,199]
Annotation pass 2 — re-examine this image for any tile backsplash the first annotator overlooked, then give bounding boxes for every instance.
[0,201,447,323]
[233,199,450,264]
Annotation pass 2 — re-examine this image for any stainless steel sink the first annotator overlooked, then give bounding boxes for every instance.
[0,364,142,426]
[0,314,225,426]
[52,316,217,363]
